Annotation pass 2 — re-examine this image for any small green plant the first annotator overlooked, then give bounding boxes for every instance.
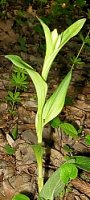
[18,36,27,52]
[11,70,28,91]
[0,0,7,5]
[6,91,21,114]
[15,10,26,27]
[85,134,90,146]
[11,124,18,140]
[4,144,15,155]
[5,17,86,199]
[38,155,90,200]
[40,156,90,199]
[6,67,28,115]
[51,116,79,138]
[33,0,48,6]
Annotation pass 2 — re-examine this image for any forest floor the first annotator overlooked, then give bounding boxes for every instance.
[0,1,90,200]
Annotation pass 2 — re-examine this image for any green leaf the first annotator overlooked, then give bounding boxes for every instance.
[85,134,90,146]
[59,18,86,49]
[6,91,21,103]
[39,18,86,80]
[14,91,20,98]
[65,96,73,106]
[4,144,15,155]
[50,116,61,128]
[38,17,52,60]
[32,144,44,166]
[74,156,90,172]
[39,166,65,200]
[11,124,18,140]
[42,70,72,125]
[12,193,30,200]
[60,163,78,184]
[11,72,28,90]
[63,144,73,153]
[59,122,78,138]
[7,91,14,98]
[5,55,47,141]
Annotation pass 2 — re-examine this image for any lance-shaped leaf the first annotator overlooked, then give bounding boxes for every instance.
[38,17,53,59]
[5,55,47,136]
[39,18,86,81]
[39,159,76,200]
[42,70,72,125]
[39,166,65,200]
[59,18,86,49]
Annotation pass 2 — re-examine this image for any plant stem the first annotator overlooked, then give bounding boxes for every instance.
[38,160,43,192]
[71,30,90,70]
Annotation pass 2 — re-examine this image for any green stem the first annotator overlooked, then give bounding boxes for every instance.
[71,30,90,70]
[36,111,43,144]
[38,160,43,192]
[36,111,44,192]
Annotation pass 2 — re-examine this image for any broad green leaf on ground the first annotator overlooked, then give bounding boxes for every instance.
[85,134,90,146]
[4,144,15,155]
[59,122,78,138]
[50,116,61,128]
[60,163,78,184]
[39,18,86,81]
[74,156,90,172]
[42,70,72,125]
[12,193,30,200]
[63,144,73,153]
[39,166,65,200]
[11,124,18,140]
[5,55,48,139]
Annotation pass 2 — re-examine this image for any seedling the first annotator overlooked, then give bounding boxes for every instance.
[5,17,86,199]
[6,91,21,111]
[6,67,28,115]
[18,36,27,52]
[11,124,18,140]
[4,144,15,155]
[51,116,78,138]
[11,71,29,91]
[70,56,84,66]
[63,144,73,153]
[85,134,90,146]
[0,0,7,5]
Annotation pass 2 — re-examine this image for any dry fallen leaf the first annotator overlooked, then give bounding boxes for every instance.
[71,178,90,198]
[0,179,16,200]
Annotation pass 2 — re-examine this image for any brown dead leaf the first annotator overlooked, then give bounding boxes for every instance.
[0,20,18,44]
[71,178,90,198]
[6,134,15,147]
[27,5,37,17]
[2,179,15,200]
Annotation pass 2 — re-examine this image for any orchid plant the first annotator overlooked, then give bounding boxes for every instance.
[5,17,86,195]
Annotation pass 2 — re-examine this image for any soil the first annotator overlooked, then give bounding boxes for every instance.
[0,1,90,200]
